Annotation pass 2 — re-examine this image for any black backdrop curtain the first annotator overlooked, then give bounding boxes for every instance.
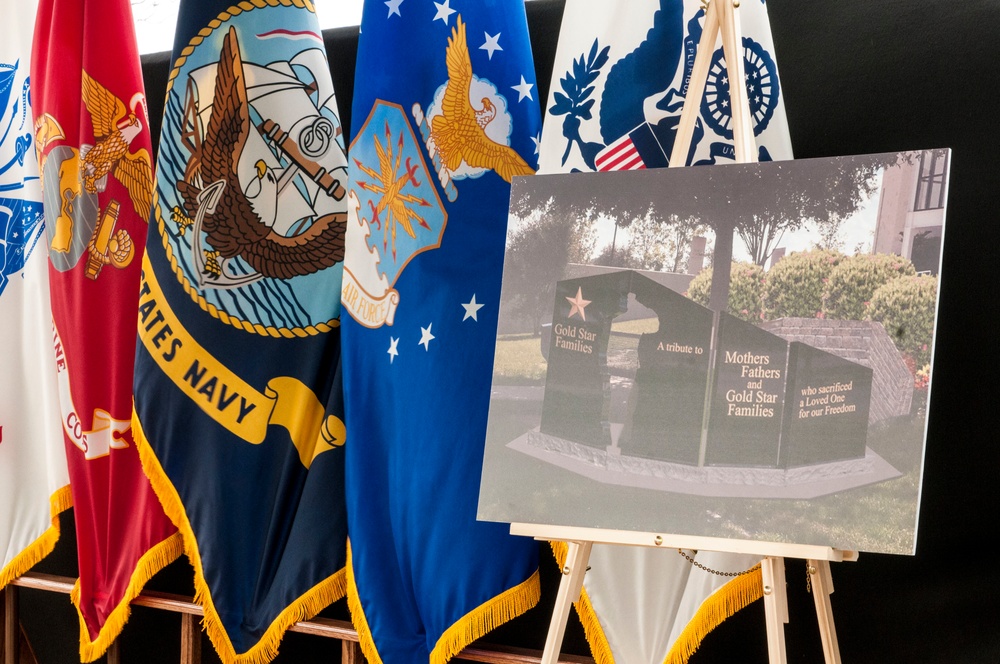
[17,1,1000,662]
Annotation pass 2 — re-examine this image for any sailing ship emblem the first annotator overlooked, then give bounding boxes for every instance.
[173,27,346,288]
[154,6,350,333]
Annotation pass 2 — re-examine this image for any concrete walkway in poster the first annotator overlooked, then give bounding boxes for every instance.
[506,424,901,500]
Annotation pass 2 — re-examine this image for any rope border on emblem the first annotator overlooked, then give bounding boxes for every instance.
[154,0,340,339]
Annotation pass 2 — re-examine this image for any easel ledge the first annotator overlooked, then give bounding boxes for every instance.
[510,523,858,562]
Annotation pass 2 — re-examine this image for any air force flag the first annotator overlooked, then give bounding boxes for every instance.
[537,2,793,663]
[343,1,542,661]
[132,2,350,662]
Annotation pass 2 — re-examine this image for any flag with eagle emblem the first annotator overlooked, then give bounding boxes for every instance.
[130,1,350,662]
[30,0,182,659]
[533,2,792,663]
[0,0,71,594]
[341,1,541,661]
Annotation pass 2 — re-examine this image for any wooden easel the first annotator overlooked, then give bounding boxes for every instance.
[517,523,855,664]
[522,2,856,663]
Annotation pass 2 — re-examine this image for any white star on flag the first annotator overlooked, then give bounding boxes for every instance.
[388,337,399,363]
[480,32,502,59]
[510,74,535,101]
[433,0,455,24]
[385,0,403,18]
[511,75,533,102]
[419,324,436,350]
[565,287,591,321]
[462,295,485,321]
[531,132,541,155]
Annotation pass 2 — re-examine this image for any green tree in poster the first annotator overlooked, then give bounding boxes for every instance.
[502,199,596,335]
[511,154,897,315]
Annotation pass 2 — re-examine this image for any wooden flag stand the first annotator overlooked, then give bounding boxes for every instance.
[518,2,856,663]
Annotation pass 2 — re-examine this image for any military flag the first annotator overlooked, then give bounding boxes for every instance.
[540,0,791,173]
[30,0,182,659]
[0,0,71,592]
[536,2,793,662]
[342,1,542,661]
[131,1,350,662]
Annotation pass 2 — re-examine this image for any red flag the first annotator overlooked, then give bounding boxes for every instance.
[31,1,182,660]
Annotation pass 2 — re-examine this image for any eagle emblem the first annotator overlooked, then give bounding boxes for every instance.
[81,71,153,222]
[31,73,148,279]
[175,26,346,286]
[414,14,534,196]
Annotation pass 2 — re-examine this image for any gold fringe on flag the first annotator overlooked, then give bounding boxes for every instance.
[74,532,184,662]
[664,565,763,664]
[429,568,540,664]
[346,540,541,664]
[345,541,383,664]
[549,542,763,664]
[132,408,347,664]
[0,485,72,590]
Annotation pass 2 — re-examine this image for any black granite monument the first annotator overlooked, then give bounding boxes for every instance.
[617,274,714,463]
[538,272,875,471]
[705,313,789,467]
[779,342,873,467]
[539,271,629,447]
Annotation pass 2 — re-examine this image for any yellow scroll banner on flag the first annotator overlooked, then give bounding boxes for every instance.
[137,254,345,468]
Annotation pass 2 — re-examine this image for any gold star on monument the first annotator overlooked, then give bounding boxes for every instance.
[565,287,591,321]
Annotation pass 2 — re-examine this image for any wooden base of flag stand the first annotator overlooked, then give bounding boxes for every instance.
[3,585,17,664]
[512,524,856,664]
[516,2,856,663]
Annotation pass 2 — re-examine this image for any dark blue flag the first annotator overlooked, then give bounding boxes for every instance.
[131,2,349,661]
[342,1,542,661]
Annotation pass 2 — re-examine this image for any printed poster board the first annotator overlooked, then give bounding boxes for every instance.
[478,150,949,555]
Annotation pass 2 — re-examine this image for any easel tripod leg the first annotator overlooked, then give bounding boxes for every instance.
[540,541,593,664]
[761,556,788,664]
[808,559,843,664]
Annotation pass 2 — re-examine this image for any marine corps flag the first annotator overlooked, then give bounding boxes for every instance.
[30,0,182,659]
[342,1,541,661]
[0,0,71,592]
[131,1,349,662]
[536,1,792,662]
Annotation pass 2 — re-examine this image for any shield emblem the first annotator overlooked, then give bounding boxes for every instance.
[342,101,447,328]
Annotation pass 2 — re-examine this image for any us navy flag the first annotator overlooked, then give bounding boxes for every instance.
[536,2,792,663]
[342,1,541,661]
[132,2,349,662]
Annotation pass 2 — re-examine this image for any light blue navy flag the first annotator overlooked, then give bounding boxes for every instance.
[131,2,350,662]
[342,1,542,661]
